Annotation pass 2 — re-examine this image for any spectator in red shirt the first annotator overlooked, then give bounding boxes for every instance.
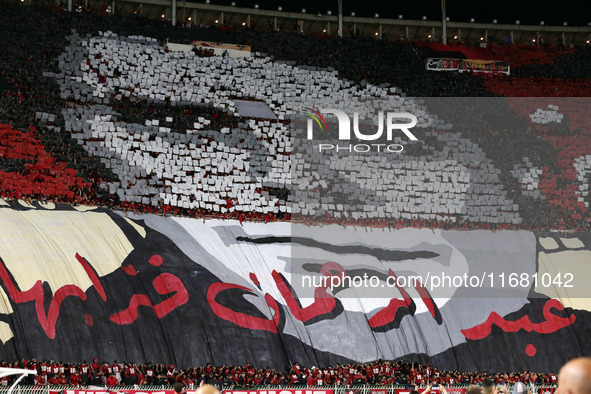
[167,364,176,385]
[91,358,100,373]
[146,364,155,385]
[56,374,67,385]
[34,374,46,386]
[106,374,118,387]
[47,375,59,385]
[69,372,81,386]
[80,361,90,386]
[270,373,281,385]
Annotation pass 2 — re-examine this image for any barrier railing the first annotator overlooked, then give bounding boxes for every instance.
[0,368,37,394]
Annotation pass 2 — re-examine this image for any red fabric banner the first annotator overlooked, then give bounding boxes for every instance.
[64,390,174,394]
[395,389,466,394]
[225,390,334,394]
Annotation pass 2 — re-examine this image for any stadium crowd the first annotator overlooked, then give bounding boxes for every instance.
[0,359,558,388]
[230,30,494,98]
[0,1,590,231]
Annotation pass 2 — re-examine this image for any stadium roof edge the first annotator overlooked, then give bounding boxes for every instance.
[87,0,591,44]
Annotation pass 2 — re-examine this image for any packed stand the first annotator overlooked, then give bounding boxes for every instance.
[481,43,591,97]
[0,2,590,230]
[230,30,494,98]
[0,358,559,388]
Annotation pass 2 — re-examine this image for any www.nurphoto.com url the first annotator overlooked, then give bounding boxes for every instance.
[301,272,574,292]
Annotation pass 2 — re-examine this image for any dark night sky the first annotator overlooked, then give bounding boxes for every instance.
[201,0,591,27]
